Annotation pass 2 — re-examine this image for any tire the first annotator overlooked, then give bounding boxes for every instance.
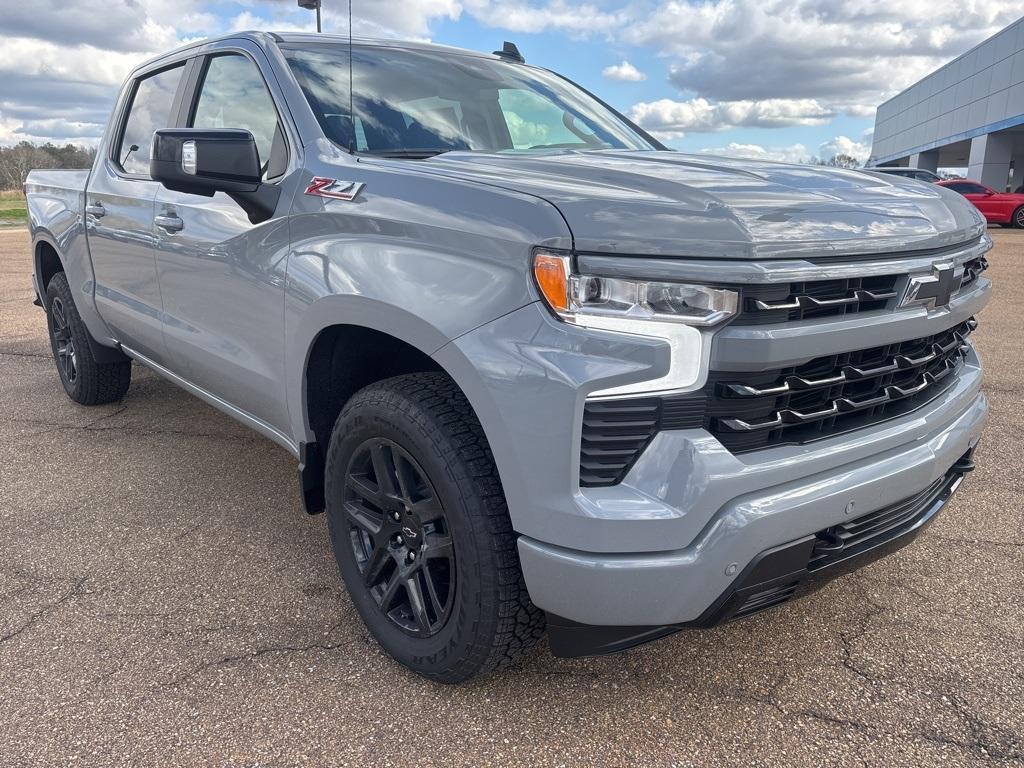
[1013,206,1024,228]
[45,272,131,405]
[324,372,545,682]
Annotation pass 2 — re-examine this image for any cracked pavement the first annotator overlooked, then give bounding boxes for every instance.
[0,227,1022,767]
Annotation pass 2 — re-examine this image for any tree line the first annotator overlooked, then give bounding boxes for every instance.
[0,141,96,190]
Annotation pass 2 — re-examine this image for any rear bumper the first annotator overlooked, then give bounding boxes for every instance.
[546,451,974,657]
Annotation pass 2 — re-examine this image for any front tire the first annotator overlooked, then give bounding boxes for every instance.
[45,272,131,405]
[324,373,544,682]
[1013,206,1024,228]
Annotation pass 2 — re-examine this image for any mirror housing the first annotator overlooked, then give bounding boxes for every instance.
[150,128,280,224]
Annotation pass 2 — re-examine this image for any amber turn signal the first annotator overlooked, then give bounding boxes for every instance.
[533,253,570,313]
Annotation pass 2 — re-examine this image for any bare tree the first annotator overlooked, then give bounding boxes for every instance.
[0,141,95,189]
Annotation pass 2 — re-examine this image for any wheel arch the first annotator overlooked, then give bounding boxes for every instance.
[289,294,498,514]
[32,234,65,297]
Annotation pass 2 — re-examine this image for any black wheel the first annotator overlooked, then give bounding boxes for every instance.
[325,372,544,682]
[45,272,131,405]
[1013,206,1024,228]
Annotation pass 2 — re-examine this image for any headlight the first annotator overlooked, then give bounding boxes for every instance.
[532,252,737,398]
[533,252,737,326]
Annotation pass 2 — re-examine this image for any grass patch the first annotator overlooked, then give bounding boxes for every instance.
[0,190,27,222]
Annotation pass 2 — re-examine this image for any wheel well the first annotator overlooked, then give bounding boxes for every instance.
[36,241,63,291]
[305,325,444,456]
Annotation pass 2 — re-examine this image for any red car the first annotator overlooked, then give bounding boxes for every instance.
[937,179,1024,227]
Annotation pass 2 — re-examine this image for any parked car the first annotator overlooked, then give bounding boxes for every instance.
[866,166,943,183]
[937,179,1024,227]
[25,32,991,682]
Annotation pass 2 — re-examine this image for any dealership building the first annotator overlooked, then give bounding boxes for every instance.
[870,16,1024,190]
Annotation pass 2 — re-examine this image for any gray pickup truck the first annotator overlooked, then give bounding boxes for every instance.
[25,32,991,683]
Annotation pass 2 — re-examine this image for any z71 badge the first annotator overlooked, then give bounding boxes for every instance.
[304,177,364,201]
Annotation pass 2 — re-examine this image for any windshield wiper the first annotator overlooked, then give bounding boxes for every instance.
[361,149,455,159]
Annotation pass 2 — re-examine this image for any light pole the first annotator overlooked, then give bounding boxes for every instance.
[297,0,322,33]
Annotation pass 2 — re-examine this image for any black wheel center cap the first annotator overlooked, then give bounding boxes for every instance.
[400,522,421,543]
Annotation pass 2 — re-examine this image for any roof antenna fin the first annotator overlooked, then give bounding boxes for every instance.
[493,41,525,63]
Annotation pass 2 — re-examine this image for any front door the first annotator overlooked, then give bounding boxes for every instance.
[153,50,292,432]
[88,63,187,361]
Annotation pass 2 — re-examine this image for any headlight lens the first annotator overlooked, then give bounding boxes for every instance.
[533,252,737,327]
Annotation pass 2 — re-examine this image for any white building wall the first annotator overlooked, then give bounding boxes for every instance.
[871,18,1024,164]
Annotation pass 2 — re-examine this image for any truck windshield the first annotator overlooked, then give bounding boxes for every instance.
[283,44,655,157]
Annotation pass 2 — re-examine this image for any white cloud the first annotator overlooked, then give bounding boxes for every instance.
[699,142,812,164]
[624,0,1021,114]
[629,97,834,138]
[462,0,627,35]
[818,135,872,164]
[602,61,646,82]
[698,135,874,166]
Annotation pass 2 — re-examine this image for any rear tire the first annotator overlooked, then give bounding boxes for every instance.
[324,372,544,683]
[1013,206,1024,228]
[45,272,131,405]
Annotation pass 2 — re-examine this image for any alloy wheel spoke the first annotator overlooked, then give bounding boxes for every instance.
[423,532,454,560]
[378,570,403,612]
[362,543,393,587]
[347,472,385,507]
[405,575,432,633]
[392,449,416,502]
[422,563,448,617]
[370,443,399,497]
[344,499,383,537]
[410,496,444,524]
[52,302,66,330]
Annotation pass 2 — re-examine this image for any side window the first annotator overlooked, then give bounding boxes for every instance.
[117,64,185,176]
[948,182,987,195]
[191,54,283,178]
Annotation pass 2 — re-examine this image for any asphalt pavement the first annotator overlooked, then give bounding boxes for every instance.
[1,227,1021,767]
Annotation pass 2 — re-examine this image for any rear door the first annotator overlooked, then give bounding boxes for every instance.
[87,62,189,361]
[152,47,293,432]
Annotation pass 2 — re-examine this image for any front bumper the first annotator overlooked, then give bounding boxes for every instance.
[545,450,974,657]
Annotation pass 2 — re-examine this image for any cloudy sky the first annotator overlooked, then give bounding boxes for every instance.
[0,0,1021,164]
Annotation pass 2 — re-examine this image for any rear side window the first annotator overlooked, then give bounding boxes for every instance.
[191,54,284,177]
[117,64,185,176]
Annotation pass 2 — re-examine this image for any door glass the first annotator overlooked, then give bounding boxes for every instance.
[192,55,281,175]
[498,89,599,150]
[117,64,185,176]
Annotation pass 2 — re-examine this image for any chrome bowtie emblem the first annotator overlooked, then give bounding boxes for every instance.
[401,526,418,540]
[304,177,364,201]
[899,262,963,310]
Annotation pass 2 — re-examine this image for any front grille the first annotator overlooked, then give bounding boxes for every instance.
[706,318,975,453]
[734,253,988,326]
[578,319,976,486]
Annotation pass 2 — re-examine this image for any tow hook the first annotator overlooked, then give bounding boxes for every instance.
[813,527,844,555]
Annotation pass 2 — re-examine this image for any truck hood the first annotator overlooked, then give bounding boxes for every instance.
[419,150,985,259]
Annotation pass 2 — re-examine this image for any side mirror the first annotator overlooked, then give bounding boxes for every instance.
[150,128,280,224]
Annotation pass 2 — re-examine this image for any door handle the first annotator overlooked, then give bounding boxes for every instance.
[85,202,105,218]
[154,213,184,232]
